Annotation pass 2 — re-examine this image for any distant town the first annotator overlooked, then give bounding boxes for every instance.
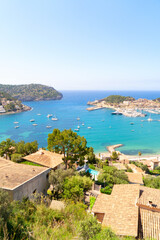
[87,95,160,117]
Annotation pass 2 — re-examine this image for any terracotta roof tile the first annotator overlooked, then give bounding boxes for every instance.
[23,149,63,168]
[125,172,144,185]
[0,157,49,189]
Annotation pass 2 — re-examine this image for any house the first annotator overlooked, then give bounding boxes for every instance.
[23,149,63,169]
[92,184,160,239]
[140,159,159,170]
[0,157,50,200]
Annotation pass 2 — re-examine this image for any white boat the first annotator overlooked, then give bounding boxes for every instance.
[131,130,135,132]
[30,119,35,122]
[77,117,80,120]
[82,123,85,126]
[77,125,80,129]
[88,126,92,129]
[148,118,153,122]
[47,114,53,118]
[33,124,38,126]
[37,113,41,116]
[52,116,58,121]
[14,126,19,129]
[14,121,19,124]
[74,129,79,132]
[46,126,52,128]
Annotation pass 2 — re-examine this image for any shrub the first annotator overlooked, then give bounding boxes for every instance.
[11,153,22,163]
[80,215,101,240]
[90,196,96,210]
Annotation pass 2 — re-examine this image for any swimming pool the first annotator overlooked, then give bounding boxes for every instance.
[87,168,99,176]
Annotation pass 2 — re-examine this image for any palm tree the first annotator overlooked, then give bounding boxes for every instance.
[138,151,142,160]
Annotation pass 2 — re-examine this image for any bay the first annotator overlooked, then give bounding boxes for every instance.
[1,90,160,155]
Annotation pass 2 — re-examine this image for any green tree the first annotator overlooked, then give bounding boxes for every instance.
[48,168,75,199]
[98,166,128,194]
[0,138,15,159]
[62,175,92,202]
[48,129,88,169]
[80,215,101,240]
[15,140,38,156]
[92,227,118,240]
[24,141,38,155]
[111,151,118,160]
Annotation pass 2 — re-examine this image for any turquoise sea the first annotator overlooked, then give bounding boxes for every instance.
[1,90,160,156]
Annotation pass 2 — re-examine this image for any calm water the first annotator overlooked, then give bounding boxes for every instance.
[1,90,160,155]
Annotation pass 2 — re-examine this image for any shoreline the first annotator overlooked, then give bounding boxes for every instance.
[98,144,160,160]
[0,106,32,116]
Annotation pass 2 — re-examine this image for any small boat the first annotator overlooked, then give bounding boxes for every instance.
[14,126,19,129]
[52,116,58,121]
[74,129,79,132]
[37,113,41,116]
[32,124,38,126]
[141,120,144,122]
[130,122,134,125]
[30,119,35,122]
[112,111,122,115]
[148,118,153,122]
[77,117,80,120]
[88,126,92,129]
[131,130,135,132]
[14,121,19,124]
[77,125,80,129]
[82,123,85,126]
[47,114,52,118]
[46,126,52,128]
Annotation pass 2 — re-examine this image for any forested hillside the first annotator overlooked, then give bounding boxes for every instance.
[0,84,63,101]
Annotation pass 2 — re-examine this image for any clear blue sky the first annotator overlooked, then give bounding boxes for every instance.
[0,0,160,90]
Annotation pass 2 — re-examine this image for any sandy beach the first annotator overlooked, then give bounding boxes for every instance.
[98,144,160,161]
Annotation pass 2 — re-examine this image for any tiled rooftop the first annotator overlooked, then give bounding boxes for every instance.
[0,157,48,189]
[23,149,63,168]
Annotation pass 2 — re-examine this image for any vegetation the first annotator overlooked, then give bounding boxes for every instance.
[143,176,160,189]
[49,168,75,199]
[48,128,96,169]
[0,83,63,101]
[131,161,150,173]
[62,175,92,202]
[111,151,119,160]
[103,95,135,104]
[0,139,38,161]
[90,196,96,210]
[1,189,129,240]
[97,166,129,194]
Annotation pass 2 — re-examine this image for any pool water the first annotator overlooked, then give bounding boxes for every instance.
[87,168,99,176]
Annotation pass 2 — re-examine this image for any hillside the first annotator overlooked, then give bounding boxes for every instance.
[0,91,31,114]
[103,95,135,104]
[0,84,63,101]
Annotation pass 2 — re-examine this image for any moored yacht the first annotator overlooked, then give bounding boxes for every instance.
[47,114,53,118]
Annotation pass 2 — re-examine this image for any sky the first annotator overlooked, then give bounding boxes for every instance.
[0,0,160,91]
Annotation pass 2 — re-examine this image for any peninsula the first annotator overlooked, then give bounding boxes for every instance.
[87,95,160,117]
[0,84,63,101]
[0,91,31,115]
